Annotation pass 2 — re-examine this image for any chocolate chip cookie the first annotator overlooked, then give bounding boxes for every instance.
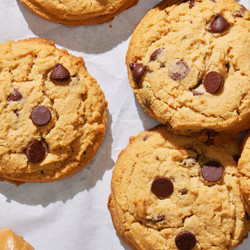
[20,0,138,26]
[108,126,249,249]
[0,38,107,184]
[126,0,250,143]
[238,132,250,215]
[0,228,34,250]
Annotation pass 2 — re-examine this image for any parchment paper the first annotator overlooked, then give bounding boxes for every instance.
[0,0,249,249]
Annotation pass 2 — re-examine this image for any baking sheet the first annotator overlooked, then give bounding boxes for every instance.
[0,0,249,249]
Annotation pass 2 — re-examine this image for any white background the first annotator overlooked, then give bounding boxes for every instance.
[0,0,249,249]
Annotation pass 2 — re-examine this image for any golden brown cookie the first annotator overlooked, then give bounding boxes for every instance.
[20,0,138,26]
[0,38,107,184]
[0,228,34,250]
[238,132,250,215]
[109,126,249,249]
[126,0,250,144]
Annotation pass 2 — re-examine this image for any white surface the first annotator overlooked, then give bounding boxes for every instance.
[0,0,249,249]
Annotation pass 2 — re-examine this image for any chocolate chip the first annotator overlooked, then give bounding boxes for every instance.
[181,188,188,195]
[26,141,46,162]
[233,5,247,18]
[151,177,174,199]
[151,215,165,222]
[156,156,159,160]
[50,63,70,81]
[31,106,51,126]
[201,161,223,182]
[14,110,19,117]
[143,135,149,141]
[7,88,23,102]
[150,48,162,62]
[160,63,165,68]
[129,63,147,86]
[203,71,223,94]
[169,60,190,81]
[189,0,195,9]
[144,99,151,108]
[175,231,196,250]
[209,14,230,33]
[192,90,203,96]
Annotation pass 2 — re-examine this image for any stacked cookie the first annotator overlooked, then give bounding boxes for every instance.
[109,0,250,249]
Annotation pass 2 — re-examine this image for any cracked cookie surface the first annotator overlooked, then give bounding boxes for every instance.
[109,126,249,249]
[0,38,107,183]
[126,0,250,143]
[20,0,138,26]
[238,132,250,215]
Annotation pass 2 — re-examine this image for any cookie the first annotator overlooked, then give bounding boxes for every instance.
[108,126,249,249]
[238,132,250,215]
[0,228,34,250]
[20,0,138,26]
[126,0,250,143]
[0,38,107,184]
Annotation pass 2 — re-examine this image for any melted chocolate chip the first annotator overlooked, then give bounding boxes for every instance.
[181,188,188,195]
[209,14,230,33]
[151,177,174,199]
[26,141,46,163]
[150,48,162,62]
[143,135,149,141]
[233,5,247,18]
[201,161,223,182]
[14,110,19,117]
[169,60,190,81]
[175,231,196,250]
[203,71,223,94]
[144,99,151,108]
[31,106,51,126]
[50,63,70,81]
[189,0,195,9]
[192,90,203,96]
[129,63,147,86]
[151,215,165,222]
[7,88,23,102]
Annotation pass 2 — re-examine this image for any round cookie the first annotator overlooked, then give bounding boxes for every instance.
[0,38,107,184]
[126,0,250,143]
[20,0,138,26]
[108,126,250,249]
[238,132,250,215]
[0,228,34,250]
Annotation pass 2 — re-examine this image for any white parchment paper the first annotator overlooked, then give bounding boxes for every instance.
[0,0,249,249]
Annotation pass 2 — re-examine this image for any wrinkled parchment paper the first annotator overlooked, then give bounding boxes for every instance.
[0,0,249,249]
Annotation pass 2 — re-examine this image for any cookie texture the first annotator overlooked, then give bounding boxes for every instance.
[109,126,249,249]
[20,0,138,26]
[0,228,34,250]
[126,0,250,143]
[238,132,250,215]
[0,38,107,183]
